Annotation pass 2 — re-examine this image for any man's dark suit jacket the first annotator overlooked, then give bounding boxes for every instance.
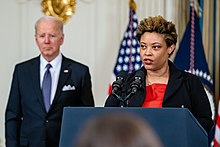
[5,55,94,147]
[105,60,213,134]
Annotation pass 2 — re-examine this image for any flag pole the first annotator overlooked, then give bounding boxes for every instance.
[128,0,137,73]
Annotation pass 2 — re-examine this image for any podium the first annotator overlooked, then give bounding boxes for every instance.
[59,107,208,147]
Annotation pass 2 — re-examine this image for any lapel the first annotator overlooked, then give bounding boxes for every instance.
[50,56,71,107]
[30,56,46,111]
[163,61,183,102]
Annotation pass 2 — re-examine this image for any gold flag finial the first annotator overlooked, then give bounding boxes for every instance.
[129,0,136,11]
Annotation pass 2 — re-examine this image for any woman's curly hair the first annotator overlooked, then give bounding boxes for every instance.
[136,16,177,48]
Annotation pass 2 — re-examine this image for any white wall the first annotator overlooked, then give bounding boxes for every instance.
[0,0,172,145]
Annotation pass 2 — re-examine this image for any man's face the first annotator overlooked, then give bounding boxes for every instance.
[35,19,64,61]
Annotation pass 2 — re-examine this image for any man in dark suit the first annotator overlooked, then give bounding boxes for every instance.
[5,16,94,147]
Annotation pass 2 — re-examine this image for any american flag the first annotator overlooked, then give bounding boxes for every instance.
[108,1,142,94]
[215,103,220,146]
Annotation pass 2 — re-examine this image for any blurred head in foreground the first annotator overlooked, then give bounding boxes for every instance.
[75,112,163,147]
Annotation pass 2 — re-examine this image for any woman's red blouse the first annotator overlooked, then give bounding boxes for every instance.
[142,84,167,108]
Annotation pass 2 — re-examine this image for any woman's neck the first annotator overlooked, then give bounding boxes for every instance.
[146,65,170,85]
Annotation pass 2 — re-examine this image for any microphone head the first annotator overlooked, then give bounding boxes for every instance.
[130,70,145,92]
[134,70,145,81]
[112,71,128,94]
[116,70,128,81]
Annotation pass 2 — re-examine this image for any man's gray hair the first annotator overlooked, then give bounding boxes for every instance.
[35,15,63,35]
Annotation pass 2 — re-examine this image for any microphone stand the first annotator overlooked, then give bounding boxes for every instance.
[112,88,139,107]
[112,91,126,107]
[122,90,136,107]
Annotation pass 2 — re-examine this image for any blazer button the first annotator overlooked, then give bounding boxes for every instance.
[46,120,49,123]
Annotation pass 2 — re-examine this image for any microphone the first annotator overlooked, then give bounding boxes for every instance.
[112,71,127,94]
[123,70,144,106]
[129,70,145,94]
